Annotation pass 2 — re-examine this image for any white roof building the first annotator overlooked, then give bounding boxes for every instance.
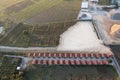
[118,1,120,7]
[0,27,3,34]
[89,0,99,2]
[78,12,92,20]
[16,67,21,70]
[81,1,89,9]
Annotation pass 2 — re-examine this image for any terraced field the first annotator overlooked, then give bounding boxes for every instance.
[0,0,81,24]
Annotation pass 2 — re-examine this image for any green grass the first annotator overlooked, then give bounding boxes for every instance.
[23,65,118,80]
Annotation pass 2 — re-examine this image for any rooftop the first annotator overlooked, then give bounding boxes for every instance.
[111,13,120,20]
[81,1,89,9]
[0,27,3,34]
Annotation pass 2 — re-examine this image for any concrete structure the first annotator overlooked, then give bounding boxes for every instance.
[89,0,99,3]
[16,67,21,70]
[81,1,89,9]
[77,12,92,20]
[117,0,120,9]
[0,27,3,34]
[111,13,120,20]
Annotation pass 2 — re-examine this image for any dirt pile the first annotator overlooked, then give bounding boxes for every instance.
[110,24,120,39]
[110,24,120,34]
[95,13,120,44]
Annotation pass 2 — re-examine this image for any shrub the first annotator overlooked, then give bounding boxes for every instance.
[108,59,112,63]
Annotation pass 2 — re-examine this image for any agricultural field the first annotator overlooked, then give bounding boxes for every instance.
[0,0,25,20]
[23,65,118,80]
[0,56,22,80]
[0,54,3,66]
[0,0,81,24]
[98,0,111,5]
[0,0,25,11]
[0,20,76,47]
[0,0,81,47]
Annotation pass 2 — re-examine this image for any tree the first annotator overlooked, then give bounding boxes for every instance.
[108,59,112,63]
[23,30,29,35]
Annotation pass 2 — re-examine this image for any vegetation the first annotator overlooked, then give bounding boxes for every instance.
[0,20,77,47]
[0,52,27,57]
[0,0,25,11]
[0,56,23,80]
[23,65,118,80]
[0,0,81,24]
[0,0,81,47]
[0,0,25,21]
[98,0,111,5]
[0,54,3,66]
[108,59,113,63]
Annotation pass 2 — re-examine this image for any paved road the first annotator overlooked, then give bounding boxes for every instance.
[93,19,110,45]
[0,46,56,53]
[110,45,120,76]
[4,55,29,69]
[110,45,120,65]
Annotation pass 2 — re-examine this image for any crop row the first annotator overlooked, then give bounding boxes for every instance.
[0,56,22,77]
